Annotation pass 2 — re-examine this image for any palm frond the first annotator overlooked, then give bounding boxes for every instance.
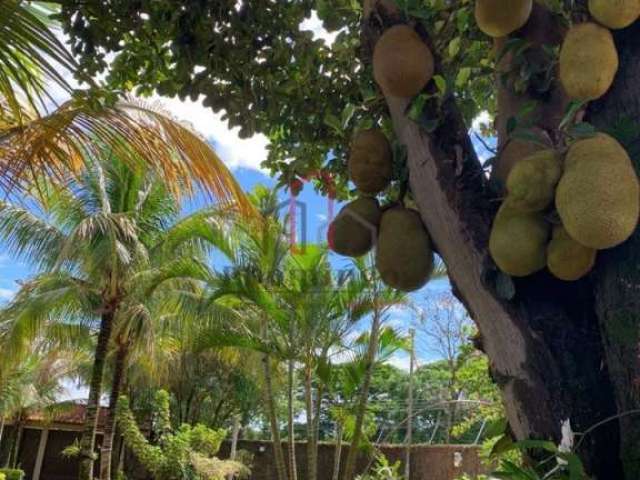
[0,1,75,126]
[0,98,254,215]
[0,200,66,269]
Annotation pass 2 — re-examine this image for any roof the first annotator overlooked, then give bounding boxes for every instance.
[12,403,109,429]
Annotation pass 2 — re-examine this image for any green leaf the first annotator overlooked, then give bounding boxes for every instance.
[323,112,342,134]
[567,122,597,139]
[490,433,514,458]
[513,439,558,453]
[433,75,447,96]
[448,37,461,58]
[456,67,471,87]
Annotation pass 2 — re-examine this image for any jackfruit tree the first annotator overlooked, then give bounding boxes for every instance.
[54,0,640,478]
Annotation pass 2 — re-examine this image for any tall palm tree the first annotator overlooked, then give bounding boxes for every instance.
[0,155,239,480]
[340,259,407,480]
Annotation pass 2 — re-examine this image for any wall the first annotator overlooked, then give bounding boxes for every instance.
[2,429,485,480]
[218,440,485,480]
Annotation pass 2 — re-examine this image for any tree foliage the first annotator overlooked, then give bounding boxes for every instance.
[116,390,249,480]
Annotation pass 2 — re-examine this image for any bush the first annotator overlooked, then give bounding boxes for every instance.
[0,469,25,480]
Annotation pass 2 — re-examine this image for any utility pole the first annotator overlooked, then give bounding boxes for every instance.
[405,328,416,480]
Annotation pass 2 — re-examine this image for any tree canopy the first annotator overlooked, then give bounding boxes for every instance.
[57,1,499,194]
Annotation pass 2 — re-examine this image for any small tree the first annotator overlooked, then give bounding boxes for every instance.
[116,390,249,480]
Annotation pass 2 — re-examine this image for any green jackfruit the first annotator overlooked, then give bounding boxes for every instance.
[348,129,393,195]
[559,23,619,100]
[475,0,533,38]
[376,207,433,292]
[328,197,382,257]
[373,25,434,98]
[589,0,640,29]
[505,150,563,212]
[489,204,549,277]
[556,133,640,249]
[547,225,597,281]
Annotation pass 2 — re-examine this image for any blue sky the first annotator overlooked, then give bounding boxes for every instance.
[0,14,499,401]
[0,92,496,378]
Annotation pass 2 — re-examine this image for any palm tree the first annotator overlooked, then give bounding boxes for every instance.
[279,248,376,480]
[0,2,251,215]
[340,259,407,480]
[0,154,242,480]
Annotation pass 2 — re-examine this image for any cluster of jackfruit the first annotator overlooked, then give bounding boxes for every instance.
[474,0,639,101]
[490,133,639,281]
[559,1,639,100]
[328,128,434,292]
[329,23,439,292]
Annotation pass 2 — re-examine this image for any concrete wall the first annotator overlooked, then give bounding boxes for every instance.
[218,440,485,480]
[3,428,485,480]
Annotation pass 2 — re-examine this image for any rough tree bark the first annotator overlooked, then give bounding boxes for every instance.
[362,1,633,478]
[79,310,115,480]
[100,343,128,480]
[590,22,640,478]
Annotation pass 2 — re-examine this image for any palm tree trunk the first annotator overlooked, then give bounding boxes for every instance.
[304,366,317,480]
[331,422,344,480]
[0,416,5,446]
[342,308,382,480]
[9,415,23,468]
[99,343,127,480]
[287,358,297,480]
[79,310,115,480]
[262,352,288,480]
[230,415,241,460]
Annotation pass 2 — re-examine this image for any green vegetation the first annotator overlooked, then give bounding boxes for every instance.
[116,390,248,480]
[1,1,639,479]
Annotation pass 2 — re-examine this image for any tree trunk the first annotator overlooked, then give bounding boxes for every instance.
[262,352,288,480]
[0,416,5,447]
[405,329,415,480]
[99,343,128,480]
[342,308,382,480]
[362,2,624,478]
[79,310,115,480]
[589,22,640,479]
[230,415,241,460]
[9,416,23,468]
[304,367,318,480]
[331,422,343,480]
[311,383,324,478]
[287,358,297,480]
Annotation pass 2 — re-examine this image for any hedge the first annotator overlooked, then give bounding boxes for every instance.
[0,469,25,480]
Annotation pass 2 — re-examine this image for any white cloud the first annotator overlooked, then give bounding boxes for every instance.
[152,95,270,173]
[0,287,16,301]
[386,352,411,371]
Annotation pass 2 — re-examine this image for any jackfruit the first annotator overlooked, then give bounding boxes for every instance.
[348,129,393,195]
[556,133,639,249]
[376,207,433,291]
[328,197,382,257]
[505,149,563,212]
[489,203,549,277]
[492,135,546,184]
[373,25,434,98]
[547,225,597,281]
[474,0,533,38]
[589,0,640,30]
[559,22,619,100]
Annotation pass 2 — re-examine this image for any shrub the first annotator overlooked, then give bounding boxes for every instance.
[0,469,25,480]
